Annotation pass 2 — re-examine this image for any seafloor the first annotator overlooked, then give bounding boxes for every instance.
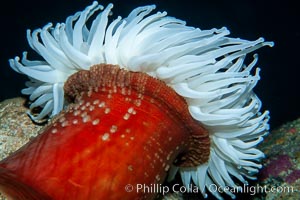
[0,97,299,200]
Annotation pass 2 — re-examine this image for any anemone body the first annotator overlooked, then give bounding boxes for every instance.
[0,65,209,199]
[8,1,273,199]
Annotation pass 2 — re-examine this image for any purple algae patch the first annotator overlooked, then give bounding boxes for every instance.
[285,169,300,184]
[260,154,292,180]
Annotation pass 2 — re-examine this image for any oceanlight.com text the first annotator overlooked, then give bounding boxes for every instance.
[209,184,294,196]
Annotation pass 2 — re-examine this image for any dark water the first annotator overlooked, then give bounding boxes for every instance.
[0,0,299,129]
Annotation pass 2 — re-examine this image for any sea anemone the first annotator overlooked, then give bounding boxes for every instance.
[6,1,273,199]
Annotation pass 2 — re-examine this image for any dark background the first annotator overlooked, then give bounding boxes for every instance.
[0,0,299,130]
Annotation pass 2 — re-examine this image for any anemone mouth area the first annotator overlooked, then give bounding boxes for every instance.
[64,63,210,167]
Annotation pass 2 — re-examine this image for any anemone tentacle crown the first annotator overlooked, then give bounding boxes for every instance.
[6,1,273,199]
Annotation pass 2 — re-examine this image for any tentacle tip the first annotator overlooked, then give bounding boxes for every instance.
[45,22,53,28]
[22,51,28,56]
[260,38,274,47]
[149,4,156,10]
[8,58,14,64]
[252,53,259,59]
[91,1,98,7]
[26,29,32,35]
[220,26,228,31]
[107,3,114,8]
[15,56,21,61]
[266,41,275,47]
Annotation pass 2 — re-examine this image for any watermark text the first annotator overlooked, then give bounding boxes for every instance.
[124,183,295,196]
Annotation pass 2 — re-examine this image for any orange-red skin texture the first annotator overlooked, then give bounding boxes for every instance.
[0,65,209,199]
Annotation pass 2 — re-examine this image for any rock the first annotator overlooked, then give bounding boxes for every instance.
[0,97,45,200]
[255,118,300,200]
[0,97,45,160]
